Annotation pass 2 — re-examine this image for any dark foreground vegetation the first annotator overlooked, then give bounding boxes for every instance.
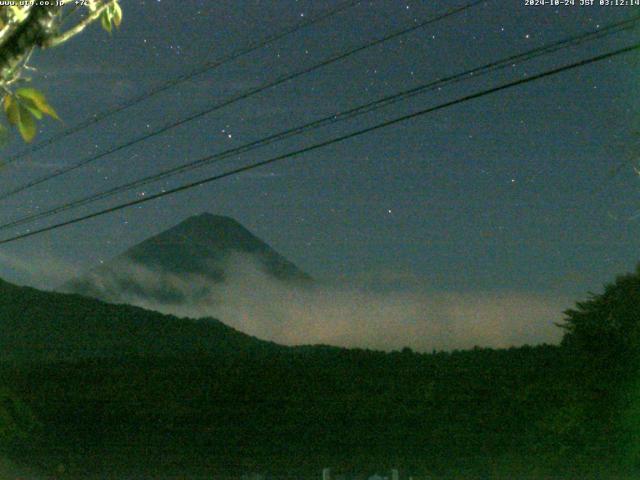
[1,266,640,479]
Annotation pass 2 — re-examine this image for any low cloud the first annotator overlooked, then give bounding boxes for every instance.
[76,253,571,352]
[0,251,81,290]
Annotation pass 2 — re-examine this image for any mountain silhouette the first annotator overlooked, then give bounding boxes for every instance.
[61,213,310,305]
[0,277,278,363]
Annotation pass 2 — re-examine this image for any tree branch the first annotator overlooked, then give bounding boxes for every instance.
[0,5,61,83]
[44,1,111,48]
[0,6,34,46]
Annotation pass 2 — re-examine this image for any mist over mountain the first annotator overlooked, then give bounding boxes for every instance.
[61,213,310,305]
[0,277,278,364]
[56,213,567,351]
[1,260,635,479]
[0,269,626,479]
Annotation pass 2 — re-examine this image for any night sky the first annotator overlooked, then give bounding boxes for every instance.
[0,0,638,321]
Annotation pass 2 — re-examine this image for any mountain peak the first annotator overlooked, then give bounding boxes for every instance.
[184,212,241,227]
[62,214,310,305]
[130,214,280,263]
[162,213,254,241]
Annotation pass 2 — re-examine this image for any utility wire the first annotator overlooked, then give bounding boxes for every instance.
[1,0,363,167]
[0,41,637,246]
[0,14,636,232]
[0,0,488,201]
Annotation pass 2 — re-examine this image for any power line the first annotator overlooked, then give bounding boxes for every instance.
[1,41,637,246]
[1,0,364,167]
[0,0,488,201]
[2,14,637,233]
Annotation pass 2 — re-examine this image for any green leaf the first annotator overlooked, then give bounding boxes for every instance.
[15,88,59,120]
[17,104,37,143]
[101,10,112,33]
[112,2,122,28]
[23,103,43,120]
[15,88,45,104]
[5,95,38,142]
[2,89,60,143]
[3,95,19,126]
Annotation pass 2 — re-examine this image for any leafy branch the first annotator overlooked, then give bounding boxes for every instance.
[0,0,122,145]
[46,0,122,48]
[3,88,59,143]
